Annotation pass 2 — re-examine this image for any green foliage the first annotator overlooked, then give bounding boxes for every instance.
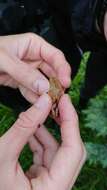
[86,143,107,168]
[68,52,107,189]
[69,52,90,106]
[82,87,107,137]
[0,104,15,136]
[73,164,107,190]
[19,144,33,171]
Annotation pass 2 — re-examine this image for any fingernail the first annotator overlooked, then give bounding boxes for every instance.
[33,79,50,94]
[35,94,50,110]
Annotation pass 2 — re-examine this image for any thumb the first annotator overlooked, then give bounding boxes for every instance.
[0,94,52,161]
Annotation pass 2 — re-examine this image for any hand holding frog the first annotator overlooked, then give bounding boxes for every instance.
[0,33,71,103]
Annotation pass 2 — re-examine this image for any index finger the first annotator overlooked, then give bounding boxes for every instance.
[27,34,71,88]
[16,33,71,88]
[40,40,71,88]
[49,95,86,189]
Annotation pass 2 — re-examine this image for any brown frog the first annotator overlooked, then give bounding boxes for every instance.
[48,77,64,118]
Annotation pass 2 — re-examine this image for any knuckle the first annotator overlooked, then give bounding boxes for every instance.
[22,64,34,77]
[48,142,59,152]
[16,111,34,129]
[26,32,42,41]
[82,145,87,161]
[56,49,65,58]
[26,32,36,39]
[50,48,64,60]
[77,143,87,161]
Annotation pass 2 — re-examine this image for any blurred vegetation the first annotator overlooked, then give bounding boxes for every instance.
[0,52,107,190]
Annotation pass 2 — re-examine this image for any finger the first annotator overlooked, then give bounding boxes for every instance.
[39,40,71,88]
[59,95,81,146]
[0,50,50,95]
[49,95,86,189]
[0,74,10,85]
[0,94,52,162]
[29,136,43,166]
[36,125,59,151]
[0,74,18,88]
[26,165,47,179]
[25,60,56,79]
[39,61,56,78]
[35,125,59,168]
[0,33,71,87]
[20,33,71,88]
[21,34,71,88]
[26,165,38,179]
[68,146,86,189]
[19,85,39,104]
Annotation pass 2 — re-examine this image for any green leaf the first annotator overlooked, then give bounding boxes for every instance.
[86,142,107,168]
[19,144,33,172]
[0,104,15,136]
[69,52,90,106]
[82,88,107,137]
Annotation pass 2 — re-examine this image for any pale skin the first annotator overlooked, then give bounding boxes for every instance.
[0,94,86,190]
[0,33,71,103]
[0,33,86,190]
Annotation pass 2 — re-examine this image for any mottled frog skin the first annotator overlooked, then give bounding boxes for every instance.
[48,77,64,118]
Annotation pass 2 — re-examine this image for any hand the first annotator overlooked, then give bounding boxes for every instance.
[0,94,86,190]
[0,33,71,103]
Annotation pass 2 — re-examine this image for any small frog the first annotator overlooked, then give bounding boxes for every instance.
[48,77,64,118]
